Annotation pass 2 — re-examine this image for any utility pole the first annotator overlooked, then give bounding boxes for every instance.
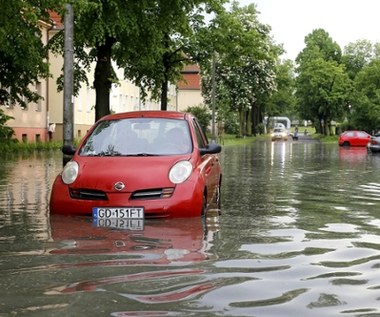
[63,4,74,164]
[211,52,216,142]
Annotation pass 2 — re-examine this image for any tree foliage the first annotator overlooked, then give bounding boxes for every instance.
[198,1,280,136]
[265,59,296,120]
[49,0,226,121]
[349,60,380,132]
[342,39,373,80]
[0,0,64,107]
[0,108,15,140]
[295,29,352,134]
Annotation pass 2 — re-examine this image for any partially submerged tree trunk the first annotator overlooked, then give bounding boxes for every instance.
[94,36,116,122]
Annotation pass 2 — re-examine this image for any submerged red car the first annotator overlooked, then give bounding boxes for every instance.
[338,130,371,147]
[49,111,222,218]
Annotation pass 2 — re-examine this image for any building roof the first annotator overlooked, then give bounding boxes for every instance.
[178,64,201,90]
[49,11,64,29]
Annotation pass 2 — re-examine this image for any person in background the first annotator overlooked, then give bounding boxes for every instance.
[48,123,56,142]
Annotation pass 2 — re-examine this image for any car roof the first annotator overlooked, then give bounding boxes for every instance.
[99,110,189,121]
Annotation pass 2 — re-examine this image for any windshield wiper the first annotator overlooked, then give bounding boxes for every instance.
[90,151,122,156]
[126,153,160,157]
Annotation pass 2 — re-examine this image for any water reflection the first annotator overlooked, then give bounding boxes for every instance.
[45,215,220,305]
[49,215,218,262]
[0,152,62,246]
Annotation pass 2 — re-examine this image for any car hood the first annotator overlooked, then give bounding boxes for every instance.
[71,155,193,191]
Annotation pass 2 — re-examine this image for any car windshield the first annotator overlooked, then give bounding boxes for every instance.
[79,118,193,156]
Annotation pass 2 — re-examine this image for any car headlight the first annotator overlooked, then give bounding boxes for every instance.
[169,160,193,184]
[61,161,79,184]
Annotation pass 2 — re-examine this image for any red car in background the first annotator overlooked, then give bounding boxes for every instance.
[49,111,222,218]
[338,130,371,147]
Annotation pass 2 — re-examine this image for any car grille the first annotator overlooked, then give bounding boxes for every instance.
[69,187,174,201]
[70,189,107,200]
[130,188,174,200]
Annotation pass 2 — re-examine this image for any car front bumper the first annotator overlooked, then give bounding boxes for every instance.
[49,176,204,218]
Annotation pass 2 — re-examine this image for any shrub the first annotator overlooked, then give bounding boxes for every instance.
[0,108,15,141]
[185,105,212,133]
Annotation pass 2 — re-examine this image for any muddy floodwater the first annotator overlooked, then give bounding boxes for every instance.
[1,138,380,317]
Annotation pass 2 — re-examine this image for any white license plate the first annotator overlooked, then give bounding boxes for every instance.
[92,207,144,219]
[93,218,144,230]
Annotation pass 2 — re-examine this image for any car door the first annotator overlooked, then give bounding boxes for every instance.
[191,119,220,202]
[356,131,370,146]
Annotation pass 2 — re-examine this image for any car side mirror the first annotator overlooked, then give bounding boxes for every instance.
[62,144,76,156]
[200,142,222,155]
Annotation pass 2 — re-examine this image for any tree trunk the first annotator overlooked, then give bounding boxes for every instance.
[160,80,168,111]
[251,102,258,136]
[160,34,171,111]
[93,36,116,122]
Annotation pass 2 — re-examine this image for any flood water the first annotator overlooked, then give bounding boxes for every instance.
[1,139,380,317]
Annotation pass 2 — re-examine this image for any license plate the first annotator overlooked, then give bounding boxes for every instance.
[92,207,144,219]
[93,218,144,230]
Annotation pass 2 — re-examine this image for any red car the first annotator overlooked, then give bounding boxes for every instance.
[338,130,371,147]
[49,111,222,218]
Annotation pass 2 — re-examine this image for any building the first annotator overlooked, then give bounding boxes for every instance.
[176,64,204,112]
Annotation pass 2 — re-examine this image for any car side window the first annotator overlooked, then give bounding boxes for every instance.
[192,119,207,148]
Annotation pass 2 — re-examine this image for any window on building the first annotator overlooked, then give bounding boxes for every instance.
[22,134,28,143]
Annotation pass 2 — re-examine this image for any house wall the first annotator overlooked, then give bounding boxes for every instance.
[3,22,50,143]
[177,64,203,112]
[177,90,204,112]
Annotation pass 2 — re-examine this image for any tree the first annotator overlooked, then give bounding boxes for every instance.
[0,0,63,108]
[295,29,351,134]
[350,60,380,132]
[296,28,342,65]
[264,59,296,124]
[198,1,279,136]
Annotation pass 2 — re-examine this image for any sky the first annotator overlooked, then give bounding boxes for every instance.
[238,0,380,60]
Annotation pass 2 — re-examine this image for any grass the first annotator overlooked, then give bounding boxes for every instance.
[217,128,339,146]
[221,134,259,145]
[0,140,63,154]
[312,134,339,143]
[211,133,267,146]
